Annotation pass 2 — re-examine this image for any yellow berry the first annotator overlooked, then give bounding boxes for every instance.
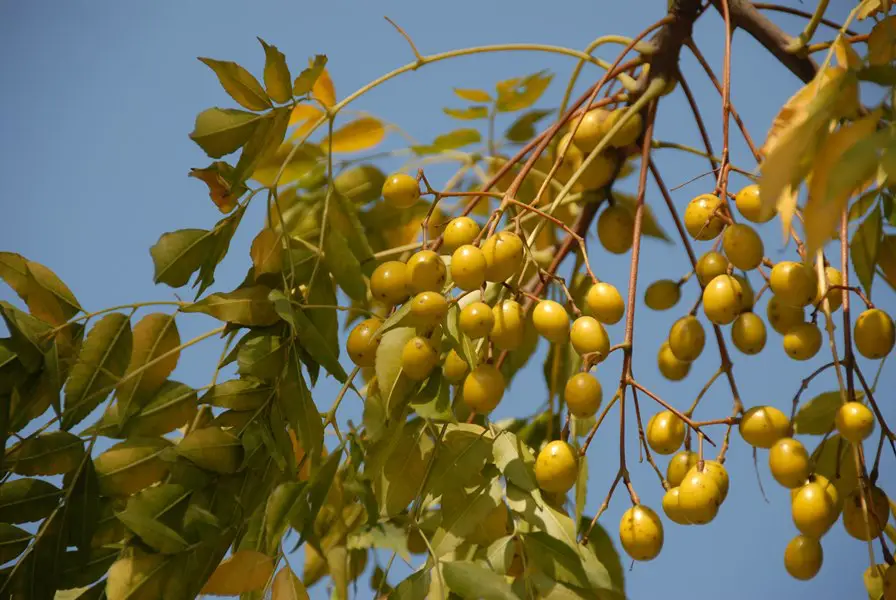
[668,316,705,362]
[769,438,811,489]
[442,217,480,252]
[459,301,495,339]
[450,245,488,291]
[346,318,383,367]
[696,251,729,287]
[597,205,634,254]
[569,316,610,362]
[722,223,764,270]
[370,261,409,306]
[835,401,875,443]
[678,470,721,525]
[619,505,663,562]
[767,295,805,335]
[532,300,570,343]
[462,364,505,414]
[784,535,823,581]
[564,372,602,418]
[578,152,618,190]
[662,487,688,524]
[666,450,698,487]
[410,292,449,328]
[813,266,844,312]
[491,300,525,350]
[792,481,838,538]
[734,184,775,223]
[644,280,681,311]
[401,336,439,381]
[585,282,625,324]
[783,322,822,361]
[769,261,818,308]
[406,250,447,295]
[657,341,691,381]
[684,194,726,240]
[555,132,584,182]
[739,405,790,449]
[443,349,469,383]
[842,486,890,541]
[854,308,896,359]
[603,109,644,148]
[731,312,767,355]
[382,173,420,208]
[646,411,685,455]
[534,441,579,495]
[481,231,524,283]
[702,274,744,325]
[734,274,755,312]
[791,475,841,515]
[570,108,609,151]
[687,460,730,503]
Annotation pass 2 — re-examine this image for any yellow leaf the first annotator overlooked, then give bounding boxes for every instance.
[289,104,322,127]
[250,228,284,276]
[869,16,896,66]
[454,88,492,102]
[313,67,336,108]
[189,164,243,213]
[833,36,862,69]
[200,550,274,596]
[252,142,322,187]
[858,0,886,20]
[272,566,310,600]
[776,184,800,237]
[322,117,385,153]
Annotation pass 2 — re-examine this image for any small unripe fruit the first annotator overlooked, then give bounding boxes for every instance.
[684,194,726,240]
[401,336,439,381]
[532,300,570,343]
[450,245,488,291]
[668,316,705,362]
[442,217,480,252]
[585,282,624,324]
[481,231,524,282]
[346,318,383,367]
[853,308,896,359]
[619,505,663,561]
[662,487,688,524]
[792,481,838,538]
[702,274,743,325]
[442,349,469,383]
[569,316,610,362]
[666,450,698,487]
[491,300,525,350]
[644,280,681,311]
[734,184,775,223]
[769,261,818,308]
[646,411,685,455]
[657,341,691,381]
[382,173,420,208]
[783,322,822,361]
[731,312,767,355]
[459,301,495,339]
[678,470,721,525]
[564,372,602,418]
[843,486,890,541]
[696,251,729,287]
[410,292,449,328]
[769,438,811,489]
[687,460,730,503]
[370,261,409,306]
[722,223,764,270]
[767,295,804,335]
[784,535,823,581]
[739,405,790,449]
[597,205,634,254]
[535,441,579,495]
[462,364,505,414]
[406,250,447,294]
[835,401,875,443]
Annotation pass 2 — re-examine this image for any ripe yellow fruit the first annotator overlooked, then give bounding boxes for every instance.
[668,316,705,362]
[783,322,822,361]
[687,460,730,503]
[790,475,841,515]
[570,108,609,151]
[684,194,726,240]
[767,295,804,335]
[370,261,409,306]
[657,341,691,381]
[491,300,525,350]
[619,505,664,561]
[410,292,449,328]
[722,223,764,270]
[646,411,686,455]
[662,487,689,524]
[442,217,480,252]
[450,245,488,291]
[603,109,644,148]
[564,372,602,418]
[734,184,775,223]
[813,266,844,312]
[533,300,570,343]
[769,261,818,308]
[696,251,729,287]
[843,486,890,541]
[481,231,524,282]
[769,438,811,489]
[585,282,624,324]
[734,275,755,312]
[459,301,495,339]
[731,312,767,355]
[792,481,838,538]
[401,336,439,381]
[406,250,447,294]
[578,152,618,190]
[739,405,790,449]
[534,441,579,494]
[555,132,584,182]
[854,308,896,359]
[569,316,610,362]
[462,364,505,414]
[666,450,698,487]
[443,349,469,383]
[703,274,743,325]
[644,280,681,311]
[382,173,420,208]
[784,535,823,581]
[835,401,875,443]
[347,318,383,367]
[597,205,634,254]
[678,470,721,525]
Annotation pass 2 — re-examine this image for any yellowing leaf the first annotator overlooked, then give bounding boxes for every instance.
[293,55,328,97]
[259,38,292,104]
[198,58,272,111]
[200,550,274,596]
[117,313,181,422]
[4,431,84,476]
[189,162,247,213]
[858,0,885,19]
[868,16,896,66]
[189,108,262,159]
[183,285,279,327]
[250,228,284,277]
[495,71,553,113]
[272,565,310,600]
[252,142,322,187]
[454,88,492,102]
[878,234,896,291]
[313,66,336,108]
[176,426,244,474]
[323,117,385,153]
[852,205,883,296]
[833,36,862,69]
[289,103,323,127]
[444,106,489,120]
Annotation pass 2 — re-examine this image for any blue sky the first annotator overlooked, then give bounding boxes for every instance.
[1,1,893,599]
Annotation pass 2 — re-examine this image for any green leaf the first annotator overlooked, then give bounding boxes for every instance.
[56,547,119,591]
[293,55,328,96]
[126,380,198,437]
[575,453,587,526]
[431,477,502,557]
[264,482,307,555]
[0,252,81,325]
[115,509,189,554]
[334,164,386,205]
[374,326,417,412]
[201,379,273,411]
[849,189,880,222]
[454,88,492,102]
[117,313,180,425]
[281,344,324,466]
[443,106,489,120]
[0,478,61,524]
[196,207,246,297]
[858,65,896,85]
[392,569,430,600]
[62,312,133,430]
[295,446,343,540]
[376,301,414,338]
[410,371,453,421]
[579,517,625,595]
[496,70,553,112]
[347,521,410,561]
[199,57,271,111]
[323,229,367,301]
[258,38,292,104]
[303,274,339,357]
[444,303,478,370]
[505,109,554,143]
[233,106,291,184]
[0,524,30,564]
[63,456,101,556]
[184,285,279,326]
[4,431,84,475]
[287,300,348,383]
[149,228,215,288]
[795,390,864,435]
[428,424,495,498]
[492,429,538,492]
[442,560,516,600]
[189,107,263,158]
[411,128,482,155]
[237,330,288,381]
[812,434,859,499]
[852,204,883,297]
[0,301,52,372]
[176,426,244,474]
[10,508,65,599]
[525,530,590,589]
[329,191,376,272]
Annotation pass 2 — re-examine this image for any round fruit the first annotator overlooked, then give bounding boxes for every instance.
[450,245,488,291]
[534,441,579,494]
[843,486,890,541]
[666,450,698,487]
[597,205,634,254]
[767,295,805,335]
[570,108,609,151]
[443,349,469,383]
[854,308,896,359]
[814,266,844,312]
[783,322,822,361]
[668,316,705,362]
[662,487,688,524]
[792,481,839,538]
[722,223,764,270]
[619,505,663,561]
[401,337,439,381]
[684,194,726,240]
[481,231,524,282]
[370,261,409,306]
[769,261,818,307]
[791,475,841,514]
[410,292,449,328]
[564,372,602,418]
[578,152,618,190]
[657,341,691,381]
[784,535,823,581]
[442,217,480,252]
[687,460,730,503]
[731,312,767,355]
[696,251,729,287]
[462,365,505,414]
[555,132,584,182]
[734,184,775,223]
[382,173,420,208]
[735,275,755,312]
[678,470,721,525]
[459,301,495,339]
[644,280,681,311]
[739,405,790,448]
[769,438,811,489]
[586,282,624,324]
[569,316,610,362]
[491,300,525,350]
[835,401,875,443]
[646,411,686,455]
[703,274,744,325]
[533,300,570,343]
[347,318,382,367]
[604,109,644,148]
[406,250,447,294]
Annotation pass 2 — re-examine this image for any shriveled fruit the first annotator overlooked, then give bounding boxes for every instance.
[570,108,609,151]
[783,322,822,361]
[442,349,469,383]
[463,364,505,414]
[739,405,790,448]
[370,261,409,306]
[657,341,691,381]
[619,505,663,561]
[767,295,804,335]
[687,460,730,503]
[678,470,721,525]
[853,308,896,359]
[406,250,447,295]
[491,300,525,350]
[696,251,729,287]
[734,184,775,223]
[569,316,610,362]
[534,441,579,495]
[646,411,685,455]
[347,318,383,367]
[769,261,818,307]
[533,300,570,343]
[731,312,767,355]
[842,486,890,541]
[382,173,420,208]
[597,205,634,254]
[792,481,838,538]
[835,401,875,443]
[586,282,624,324]
[401,336,439,381]
[644,280,681,311]
[769,438,811,489]
[442,217,480,252]
[814,266,844,312]
[722,224,764,270]
[684,194,725,240]
[450,245,488,291]
[668,316,705,362]
[702,274,743,325]
[662,487,688,524]
[410,292,449,328]
[481,231,524,282]
[666,450,698,487]
[784,535,823,581]
[460,301,495,339]
[564,372,602,418]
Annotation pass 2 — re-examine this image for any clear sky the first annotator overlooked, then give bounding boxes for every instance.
[1,1,893,599]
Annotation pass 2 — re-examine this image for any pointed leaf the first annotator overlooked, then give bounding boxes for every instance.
[293,55,328,96]
[412,128,481,155]
[176,426,243,474]
[286,301,347,382]
[454,88,492,102]
[443,106,489,120]
[280,345,324,468]
[233,106,291,184]
[149,228,215,288]
[4,431,84,475]
[189,161,247,213]
[106,546,175,600]
[184,285,279,326]
[115,509,188,554]
[505,109,554,143]
[127,380,198,437]
[202,379,273,411]
[94,437,173,497]
[64,456,101,556]
[264,482,307,555]
[443,560,516,600]
[0,478,61,524]
[189,107,262,158]
[323,229,367,301]
[272,565,309,600]
[259,38,292,103]
[852,205,883,297]
[0,301,52,372]
[199,57,271,110]
[117,313,180,423]
[496,70,553,112]
[0,524,30,564]
[878,234,896,291]
[195,207,246,297]
[251,228,285,277]
[0,253,81,325]
[311,64,336,107]
[323,117,385,153]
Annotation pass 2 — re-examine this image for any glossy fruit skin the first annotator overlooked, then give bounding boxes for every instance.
[666,451,698,487]
[669,316,705,362]
[790,475,841,515]
[401,336,439,381]
[604,109,644,148]
[767,295,805,335]
[597,205,634,254]
[657,341,691,381]
[722,223,764,270]
[835,401,875,443]
[734,274,755,312]
[783,322,822,361]
[739,405,790,449]
[571,108,609,151]
[644,280,681,311]
[843,486,890,541]
[854,308,896,359]
[564,372,602,418]
[382,173,420,208]
[410,292,449,328]
[533,300,570,343]
[731,312,767,355]
[769,438,811,489]
[459,301,495,339]
[406,250,447,295]
[370,261,409,306]
[619,505,664,561]
[735,184,775,223]
[535,441,579,494]
[449,245,488,291]
[646,411,686,455]
[684,194,725,240]
[442,349,469,383]
[442,217,480,252]
[569,316,610,362]
[687,460,730,503]
[481,231,524,282]
[678,470,721,525]
[814,266,844,312]
[703,274,744,325]
[462,364,505,414]
[662,487,688,524]
[578,152,618,190]
[696,251,729,287]
[491,300,525,350]
[792,481,839,538]
[769,261,818,308]
[586,282,624,324]
[784,535,823,581]
[347,318,383,367]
